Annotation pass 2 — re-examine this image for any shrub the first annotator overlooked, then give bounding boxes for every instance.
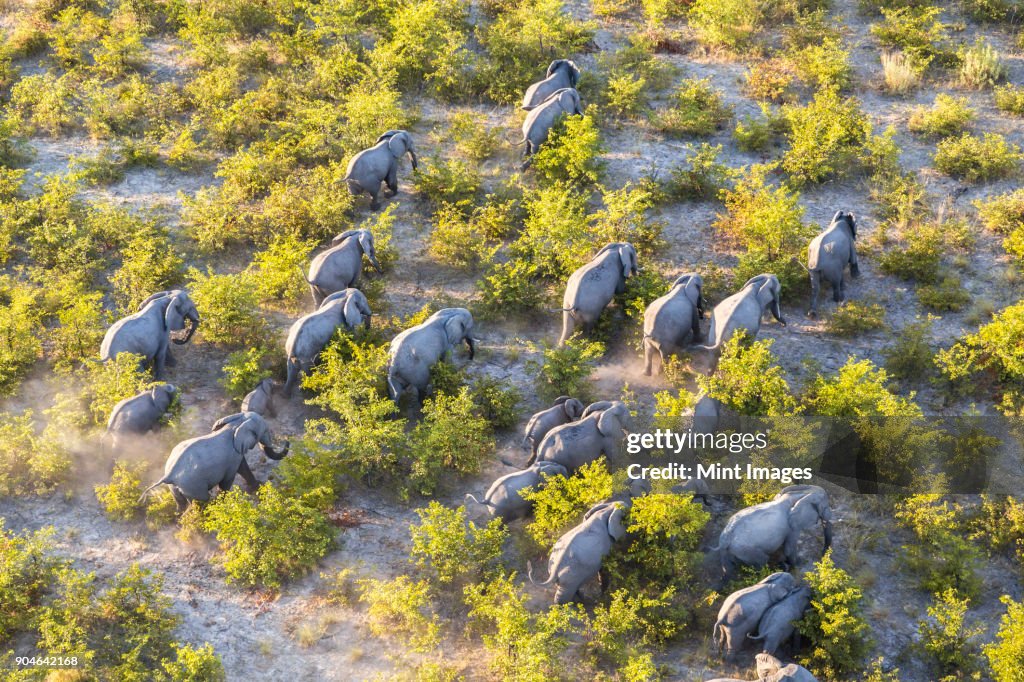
[110,228,185,314]
[338,78,415,151]
[469,375,523,430]
[251,234,316,308]
[782,88,871,186]
[359,575,440,652]
[0,522,60,641]
[522,458,615,547]
[532,113,606,186]
[917,274,971,312]
[985,595,1024,681]
[936,301,1024,408]
[797,550,872,678]
[908,94,973,138]
[409,502,507,584]
[0,281,43,395]
[876,225,943,284]
[219,347,274,402]
[582,589,677,668]
[807,358,922,418]
[688,0,763,50]
[884,317,936,382]
[933,133,1022,182]
[181,185,249,254]
[161,643,227,682]
[917,588,983,676]
[49,290,107,373]
[733,107,785,153]
[880,51,920,94]
[475,258,547,317]
[512,183,593,279]
[958,39,1006,89]
[605,72,649,120]
[789,37,852,91]
[446,112,500,162]
[994,84,1024,116]
[528,337,605,403]
[974,189,1024,262]
[76,352,155,428]
[414,158,482,208]
[95,461,147,522]
[826,302,887,337]
[653,79,732,137]
[696,333,798,416]
[744,59,796,103]
[895,495,982,598]
[187,267,267,347]
[870,6,953,69]
[429,203,496,270]
[661,143,735,202]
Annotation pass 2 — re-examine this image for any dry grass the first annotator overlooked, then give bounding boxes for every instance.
[881,51,920,94]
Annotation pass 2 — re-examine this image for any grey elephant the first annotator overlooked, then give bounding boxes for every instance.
[528,498,629,604]
[307,229,382,307]
[807,210,859,318]
[557,242,639,346]
[643,273,705,375]
[141,412,289,512]
[713,572,797,659]
[522,396,585,457]
[518,87,583,167]
[105,384,177,449]
[522,59,581,110]
[693,392,724,435]
[241,378,275,417]
[712,485,833,582]
[284,288,372,396]
[529,400,630,470]
[748,585,811,656]
[387,308,477,403]
[100,290,200,379]
[671,478,711,505]
[756,653,818,682]
[344,130,417,210]
[699,274,786,360]
[465,461,568,522]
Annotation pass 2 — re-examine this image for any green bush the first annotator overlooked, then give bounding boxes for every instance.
[359,575,441,652]
[974,189,1024,262]
[883,317,936,382]
[788,37,852,91]
[468,375,523,430]
[409,502,507,583]
[77,352,155,427]
[475,258,546,317]
[917,588,983,676]
[0,522,60,641]
[782,88,871,186]
[219,347,274,402]
[870,6,954,69]
[95,461,147,522]
[807,357,922,418]
[994,84,1024,116]
[446,112,501,162]
[733,108,785,153]
[917,274,971,312]
[697,333,798,416]
[0,280,43,395]
[876,226,943,284]
[936,301,1024,410]
[203,485,336,589]
[908,94,974,138]
[958,39,1006,89]
[826,301,887,337]
[985,595,1024,681]
[187,267,267,347]
[895,495,982,598]
[522,458,615,547]
[933,133,1021,182]
[797,550,872,679]
[688,0,763,50]
[653,79,732,137]
[160,643,227,682]
[414,157,482,208]
[532,112,606,186]
[660,143,736,202]
[251,233,317,308]
[48,290,107,373]
[528,336,605,403]
[429,202,497,270]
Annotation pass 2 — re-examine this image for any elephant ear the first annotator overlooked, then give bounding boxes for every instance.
[388,133,409,158]
[831,209,844,225]
[444,315,467,345]
[342,296,363,329]
[164,292,186,332]
[567,61,580,87]
[564,398,584,419]
[375,130,400,144]
[138,290,172,310]
[596,406,624,437]
[789,490,828,530]
[618,246,632,279]
[212,412,246,432]
[552,395,570,406]
[847,213,857,239]
[545,60,562,78]
[607,505,628,541]
[232,417,262,454]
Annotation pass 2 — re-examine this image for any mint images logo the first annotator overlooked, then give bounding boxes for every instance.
[625,428,769,455]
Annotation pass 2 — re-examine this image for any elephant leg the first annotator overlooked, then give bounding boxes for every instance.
[835,277,846,303]
[237,457,259,492]
[284,359,298,398]
[782,534,800,569]
[310,285,325,308]
[386,165,398,195]
[808,271,820,318]
[170,487,190,513]
[558,311,575,347]
[153,343,168,380]
[643,339,654,376]
[598,567,610,595]
[849,252,860,278]
[219,472,236,492]
[369,185,381,211]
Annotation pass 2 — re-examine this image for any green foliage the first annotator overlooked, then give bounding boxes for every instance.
[203,485,336,589]
[933,133,1022,182]
[826,301,887,337]
[77,352,155,427]
[429,202,498,270]
[187,267,267,347]
[468,375,522,430]
[251,233,316,308]
[917,274,971,312]
[994,84,1024,116]
[95,461,147,522]
[522,458,615,547]
[160,643,227,682]
[797,550,872,679]
[49,289,107,373]
[936,301,1024,407]
[0,280,43,394]
[528,336,605,403]
[974,188,1024,262]
[660,143,735,202]
[697,333,798,416]
[409,502,507,583]
[359,575,441,652]
[870,6,954,69]
[733,107,786,153]
[895,495,982,598]
[110,227,184,315]
[219,347,273,401]
[807,358,922,418]
[581,589,677,669]
[688,0,763,50]
[654,79,732,137]
[475,258,546,317]
[788,37,852,91]
[532,113,606,186]
[883,317,936,382]
[413,158,482,208]
[512,183,592,279]
[0,522,60,641]
[985,595,1024,681]
[908,94,974,138]
[782,88,871,186]
[958,39,1006,89]
[445,112,500,162]
[917,588,983,676]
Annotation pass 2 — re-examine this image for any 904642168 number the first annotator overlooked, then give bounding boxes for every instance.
[14,656,80,668]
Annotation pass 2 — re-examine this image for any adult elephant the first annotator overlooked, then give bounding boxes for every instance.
[529,400,630,470]
[140,412,289,512]
[643,272,705,375]
[522,59,581,110]
[344,130,417,210]
[807,210,859,318]
[518,88,583,167]
[307,229,382,307]
[557,242,639,346]
[522,396,585,457]
[100,289,200,379]
[748,585,812,655]
[713,572,797,659]
[465,461,568,522]
[387,308,477,403]
[284,289,372,396]
[712,485,833,582]
[699,274,785,361]
[105,384,177,449]
[756,653,819,682]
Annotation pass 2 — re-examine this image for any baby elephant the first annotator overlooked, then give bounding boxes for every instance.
[241,378,275,417]
[465,461,568,522]
[756,653,819,682]
[558,242,639,346]
[105,384,178,449]
[141,412,289,512]
[748,585,811,656]
[713,572,797,659]
[344,130,417,210]
[519,88,583,167]
[807,210,859,318]
[522,396,585,457]
[643,273,705,375]
[307,230,382,307]
[522,59,581,110]
[285,289,371,396]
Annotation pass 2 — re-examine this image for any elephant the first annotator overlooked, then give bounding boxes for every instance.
[807,210,859,318]
[100,290,200,379]
[699,274,786,361]
[580,400,616,418]
[284,288,372,396]
[307,229,382,307]
[241,378,275,417]
[557,242,639,346]
[344,130,417,210]
[387,308,477,403]
[105,384,177,449]
[713,572,798,659]
[518,88,583,167]
[522,396,585,457]
[141,412,289,512]
[671,478,711,505]
[465,461,568,522]
[712,485,833,582]
[756,653,818,682]
[522,59,581,110]
[528,498,629,604]
[692,392,724,435]
[643,273,705,375]
[748,585,812,655]
[529,400,630,470]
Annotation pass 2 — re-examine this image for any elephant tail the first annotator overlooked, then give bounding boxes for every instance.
[747,631,767,641]
[464,493,493,508]
[527,560,556,587]
[712,621,725,651]
[138,477,169,504]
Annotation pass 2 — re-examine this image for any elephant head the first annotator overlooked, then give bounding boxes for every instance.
[547,59,580,87]
[550,87,583,115]
[746,274,785,327]
[755,653,818,682]
[441,308,476,359]
[212,412,289,460]
[832,209,857,240]
[150,384,177,412]
[377,130,418,171]
[597,401,631,437]
[323,289,372,330]
[782,485,833,552]
[332,229,382,273]
[163,290,200,345]
[674,272,706,318]
[535,461,569,479]
[555,396,585,420]
[606,503,629,541]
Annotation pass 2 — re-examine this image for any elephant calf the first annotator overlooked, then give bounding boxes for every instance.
[756,653,819,682]
[713,572,797,659]
[558,242,639,346]
[344,130,417,210]
[522,396,584,457]
[285,289,371,396]
[530,400,630,471]
[519,87,583,167]
[307,229,382,307]
[522,59,580,110]
[142,412,289,512]
[807,210,859,318]
[465,461,568,522]
[105,384,177,449]
[643,273,705,375]
[241,378,275,417]
[748,585,811,655]
[387,308,476,403]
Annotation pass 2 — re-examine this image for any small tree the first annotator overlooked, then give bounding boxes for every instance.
[522,458,615,547]
[917,588,982,676]
[798,550,871,678]
[532,113,606,186]
[696,332,798,416]
[529,337,605,403]
[409,502,507,584]
[985,596,1024,681]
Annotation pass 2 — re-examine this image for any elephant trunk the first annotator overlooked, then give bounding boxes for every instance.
[465,336,476,360]
[822,520,833,552]
[408,150,418,171]
[262,441,290,461]
[174,312,200,345]
[370,254,383,274]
